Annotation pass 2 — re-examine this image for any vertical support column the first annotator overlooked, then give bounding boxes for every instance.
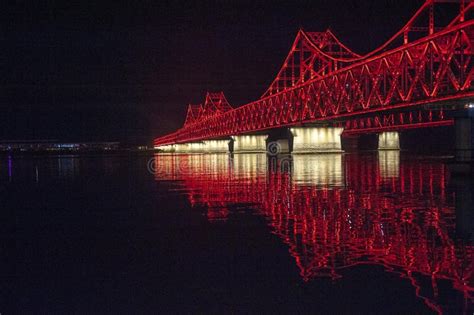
[454,111,474,162]
[343,135,360,152]
[156,140,231,153]
[290,127,343,153]
[156,144,176,153]
[268,139,290,154]
[232,135,268,153]
[185,142,204,153]
[449,109,474,174]
[202,140,230,153]
[378,132,400,150]
[266,127,292,154]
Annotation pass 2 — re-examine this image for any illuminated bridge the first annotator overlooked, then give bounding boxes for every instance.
[155,1,474,157]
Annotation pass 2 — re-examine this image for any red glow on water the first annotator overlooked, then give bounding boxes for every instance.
[153,153,473,313]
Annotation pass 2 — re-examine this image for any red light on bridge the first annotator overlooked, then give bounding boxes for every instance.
[154,1,474,147]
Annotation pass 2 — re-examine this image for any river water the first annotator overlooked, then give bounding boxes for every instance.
[7,153,473,314]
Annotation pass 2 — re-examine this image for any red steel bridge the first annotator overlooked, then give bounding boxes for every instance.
[154,0,474,148]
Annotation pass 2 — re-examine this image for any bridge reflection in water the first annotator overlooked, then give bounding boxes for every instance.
[152,153,473,313]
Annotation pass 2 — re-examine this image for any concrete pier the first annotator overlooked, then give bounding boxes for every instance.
[156,140,230,153]
[343,135,360,152]
[290,127,343,153]
[454,109,474,162]
[378,132,400,150]
[202,140,230,153]
[448,109,474,174]
[232,135,268,153]
[267,139,290,155]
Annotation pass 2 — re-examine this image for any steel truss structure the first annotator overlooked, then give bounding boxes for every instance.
[155,0,474,146]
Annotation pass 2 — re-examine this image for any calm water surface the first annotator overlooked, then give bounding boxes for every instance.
[7,153,474,314]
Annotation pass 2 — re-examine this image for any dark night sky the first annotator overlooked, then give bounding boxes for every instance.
[3,0,434,144]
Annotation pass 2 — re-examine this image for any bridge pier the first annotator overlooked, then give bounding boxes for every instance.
[156,140,230,153]
[183,142,205,153]
[266,128,292,155]
[201,140,230,153]
[290,127,343,153]
[454,109,474,162]
[156,142,200,153]
[378,132,400,150]
[342,135,360,152]
[449,108,474,174]
[155,144,175,153]
[232,135,268,153]
[269,139,290,154]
